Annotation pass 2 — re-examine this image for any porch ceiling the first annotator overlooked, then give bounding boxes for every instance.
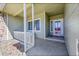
[0,3,65,17]
[0,3,31,16]
[35,3,65,16]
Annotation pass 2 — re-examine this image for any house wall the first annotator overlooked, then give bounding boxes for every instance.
[64,4,79,56]
[5,12,45,41]
[7,15,24,37]
[28,12,45,39]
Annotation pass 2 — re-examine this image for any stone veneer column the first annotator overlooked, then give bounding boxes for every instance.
[0,14,13,41]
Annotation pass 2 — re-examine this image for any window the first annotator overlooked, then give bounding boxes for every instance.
[34,20,40,30]
[28,18,40,31]
[28,21,32,30]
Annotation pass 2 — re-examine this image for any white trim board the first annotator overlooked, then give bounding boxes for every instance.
[50,20,53,32]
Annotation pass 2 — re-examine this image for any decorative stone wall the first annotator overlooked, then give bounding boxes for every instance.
[0,14,13,41]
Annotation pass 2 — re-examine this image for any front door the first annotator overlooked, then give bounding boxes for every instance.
[53,19,64,36]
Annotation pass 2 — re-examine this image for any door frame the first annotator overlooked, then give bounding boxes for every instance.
[50,20,53,33]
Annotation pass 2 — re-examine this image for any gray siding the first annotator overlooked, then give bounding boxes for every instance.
[34,12,45,39]
[8,15,24,37]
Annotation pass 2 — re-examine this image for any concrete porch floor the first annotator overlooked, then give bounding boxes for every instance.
[26,38,69,56]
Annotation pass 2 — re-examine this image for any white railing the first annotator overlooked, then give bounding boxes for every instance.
[26,32,34,46]
[14,31,24,42]
[14,31,34,50]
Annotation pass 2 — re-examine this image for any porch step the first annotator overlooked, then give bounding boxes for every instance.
[45,37,65,43]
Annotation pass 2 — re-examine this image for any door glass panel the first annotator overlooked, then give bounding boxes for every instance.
[51,21,53,31]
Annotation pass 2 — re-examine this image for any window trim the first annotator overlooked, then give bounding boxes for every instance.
[27,18,41,32]
[34,18,41,32]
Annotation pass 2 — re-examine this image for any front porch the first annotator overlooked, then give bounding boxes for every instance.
[0,3,78,56]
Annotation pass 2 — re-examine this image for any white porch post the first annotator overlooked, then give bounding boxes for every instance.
[23,3,27,54]
[32,3,35,46]
[44,12,46,39]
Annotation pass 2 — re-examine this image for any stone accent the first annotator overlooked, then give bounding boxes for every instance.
[0,40,23,56]
[0,15,13,41]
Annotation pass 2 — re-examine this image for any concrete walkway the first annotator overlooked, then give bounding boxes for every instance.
[26,38,68,56]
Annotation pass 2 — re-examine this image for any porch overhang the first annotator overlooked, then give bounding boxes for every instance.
[0,3,65,18]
